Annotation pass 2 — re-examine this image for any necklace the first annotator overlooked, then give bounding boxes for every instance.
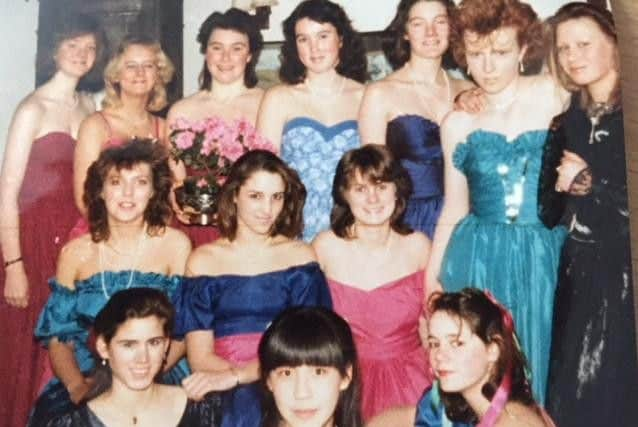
[98,227,147,299]
[305,74,346,101]
[486,78,518,112]
[409,66,451,122]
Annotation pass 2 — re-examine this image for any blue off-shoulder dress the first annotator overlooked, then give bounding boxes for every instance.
[173,262,332,427]
[386,115,444,238]
[29,271,189,427]
[439,130,566,404]
[281,117,360,241]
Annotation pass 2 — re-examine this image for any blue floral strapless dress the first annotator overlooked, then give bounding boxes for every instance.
[440,130,566,405]
[281,117,360,241]
[29,271,189,427]
[386,115,444,238]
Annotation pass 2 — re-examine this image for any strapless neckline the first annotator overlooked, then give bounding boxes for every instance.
[388,114,438,128]
[283,117,357,138]
[327,269,423,293]
[466,128,548,145]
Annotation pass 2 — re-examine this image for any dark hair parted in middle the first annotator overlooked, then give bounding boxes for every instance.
[197,8,264,90]
[216,150,306,240]
[428,288,535,423]
[258,306,363,427]
[451,0,545,74]
[84,139,173,242]
[279,0,368,84]
[331,144,412,238]
[382,0,457,70]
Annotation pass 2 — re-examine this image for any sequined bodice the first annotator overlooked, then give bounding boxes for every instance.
[453,129,548,224]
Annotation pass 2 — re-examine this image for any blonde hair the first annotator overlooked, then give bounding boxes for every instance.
[102,36,174,112]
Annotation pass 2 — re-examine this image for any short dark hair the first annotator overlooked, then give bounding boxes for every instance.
[36,13,107,90]
[331,144,412,238]
[216,150,306,240]
[427,288,535,423]
[197,8,264,90]
[279,0,367,84]
[84,139,172,242]
[382,0,457,70]
[259,307,362,427]
[548,2,619,109]
[450,0,545,74]
[87,287,175,400]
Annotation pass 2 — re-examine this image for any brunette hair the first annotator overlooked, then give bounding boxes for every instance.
[450,0,544,74]
[279,0,367,84]
[382,0,457,69]
[331,144,412,238]
[86,287,174,400]
[36,13,107,89]
[83,139,172,242]
[427,288,535,423]
[548,2,620,109]
[102,35,175,112]
[216,150,306,240]
[259,307,363,427]
[196,8,263,90]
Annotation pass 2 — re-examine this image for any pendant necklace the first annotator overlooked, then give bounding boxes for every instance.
[98,227,147,299]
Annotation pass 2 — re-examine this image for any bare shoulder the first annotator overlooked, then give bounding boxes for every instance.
[160,226,191,250]
[56,234,95,288]
[311,230,339,255]
[185,242,220,275]
[78,92,96,111]
[245,86,265,102]
[166,92,204,119]
[404,230,431,251]
[440,110,475,144]
[80,111,108,130]
[449,75,474,94]
[277,237,318,265]
[13,93,46,122]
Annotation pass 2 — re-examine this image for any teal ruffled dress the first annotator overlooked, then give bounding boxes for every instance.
[440,130,566,404]
[29,271,190,427]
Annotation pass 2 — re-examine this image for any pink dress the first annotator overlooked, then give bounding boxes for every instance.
[327,271,433,420]
[0,132,80,427]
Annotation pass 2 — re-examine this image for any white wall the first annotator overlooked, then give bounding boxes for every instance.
[0,0,584,161]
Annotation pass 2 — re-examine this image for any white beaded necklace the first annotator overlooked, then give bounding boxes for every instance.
[98,228,147,299]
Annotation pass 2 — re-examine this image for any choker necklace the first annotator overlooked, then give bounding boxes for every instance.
[305,74,346,101]
[409,66,451,122]
[98,227,147,299]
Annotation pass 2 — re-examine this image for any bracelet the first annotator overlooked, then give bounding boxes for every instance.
[3,256,22,268]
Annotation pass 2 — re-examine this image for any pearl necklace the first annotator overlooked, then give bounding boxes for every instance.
[98,228,147,299]
[305,74,346,102]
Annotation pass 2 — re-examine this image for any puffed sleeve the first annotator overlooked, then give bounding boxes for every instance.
[34,279,84,347]
[538,112,567,228]
[172,276,219,339]
[288,263,332,308]
[451,142,470,173]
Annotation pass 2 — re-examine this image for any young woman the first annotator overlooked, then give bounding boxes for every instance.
[359,0,474,238]
[416,289,551,427]
[258,306,363,427]
[257,0,367,241]
[49,287,222,426]
[313,145,432,420]
[0,15,103,426]
[74,35,174,217]
[540,3,638,425]
[426,0,570,403]
[173,150,332,427]
[166,8,265,246]
[29,141,191,426]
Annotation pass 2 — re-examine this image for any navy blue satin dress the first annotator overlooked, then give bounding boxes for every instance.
[386,115,444,238]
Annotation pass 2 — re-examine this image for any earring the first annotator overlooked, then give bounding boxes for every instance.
[467,68,471,77]
[519,61,525,73]
[101,358,107,366]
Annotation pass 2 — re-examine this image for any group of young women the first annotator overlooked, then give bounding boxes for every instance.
[0,0,635,426]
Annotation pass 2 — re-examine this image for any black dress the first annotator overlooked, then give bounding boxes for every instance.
[47,392,222,427]
[541,94,638,426]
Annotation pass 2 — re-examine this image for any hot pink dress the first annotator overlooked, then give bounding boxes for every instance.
[0,132,80,427]
[327,270,433,420]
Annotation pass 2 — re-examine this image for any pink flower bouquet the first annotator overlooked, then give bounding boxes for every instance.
[169,116,274,223]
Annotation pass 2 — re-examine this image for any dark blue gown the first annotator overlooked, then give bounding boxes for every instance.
[173,262,332,427]
[386,115,444,238]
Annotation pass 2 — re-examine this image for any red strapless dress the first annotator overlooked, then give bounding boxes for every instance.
[0,132,80,427]
[327,271,433,421]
